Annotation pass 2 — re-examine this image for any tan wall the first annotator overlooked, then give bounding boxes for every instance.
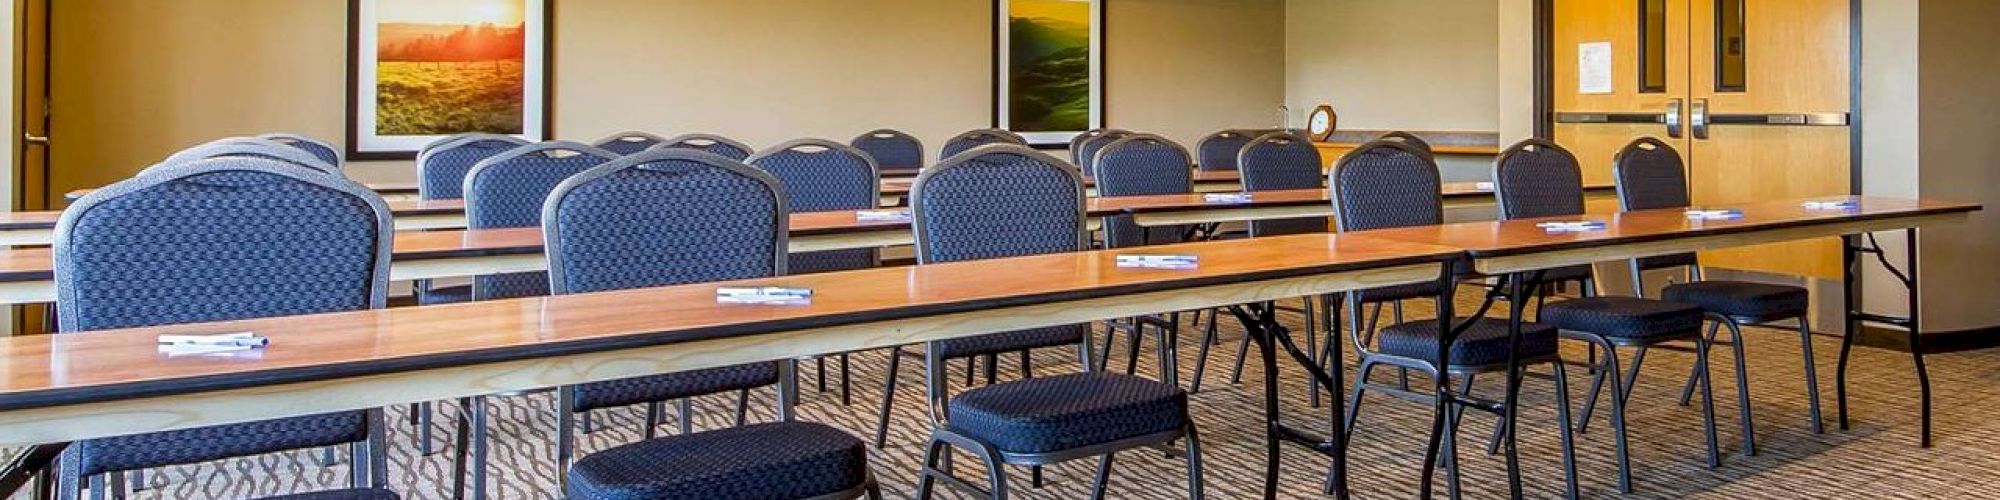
[49,0,1283,195]
[1284,0,1500,180]
[1916,0,2000,331]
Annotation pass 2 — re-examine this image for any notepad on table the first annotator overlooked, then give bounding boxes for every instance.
[855,210,912,222]
[1802,200,1859,210]
[1684,209,1744,220]
[1116,255,1199,270]
[1203,193,1253,204]
[1536,220,1607,233]
[717,286,814,305]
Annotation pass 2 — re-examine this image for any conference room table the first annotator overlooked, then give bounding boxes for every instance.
[0,195,1973,500]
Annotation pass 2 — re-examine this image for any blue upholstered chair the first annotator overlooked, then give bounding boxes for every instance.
[465,141,620,300]
[1375,131,1436,159]
[938,129,1026,160]
[1074,130,1133,178]
[1088,134,1201,382]
[747,139,881,405]
[1333,139,1578,497]
[850,129,925,171]
[591,131,669,155]
[1066,128,1124,167]
[413,133,530,306]
[1612,136,1820,455]
[1205,132,1332,394]
[1194,130,1255,171]
[257,132,344,166]
[903,144,1204,499]
[52,157,395,500]
[652,133,754,160]
[1495,139,1722,493]
[543,149,874,499]
[161,138,339,176]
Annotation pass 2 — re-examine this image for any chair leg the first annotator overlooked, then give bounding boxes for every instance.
[1019,350,1033,379]
[1551,360,1581,500]
[348,441,367,488]
[1695,331,1723,468]
[914,439,945,499]
[1190,314,1218,393]
[779,359,799,422]
[1679,321,1723,406]
[104,472,123,500]
[1227,322,1251,384]
[465,397,489,500]
[417,402,436,455]
[1342,358,1378,437]
[555,389,577,494]
[1123,326,1144,375]
[1798,318,1825,433]
[368,408,389,489]
[985,353,1001,385]
[1442,374,1472,500]
[874,348,903,448]
[1156,314,1182,387]
[735,389,752,427]
[841,353,854,406]
[1183,424,1207,500]
[816,356,829,393]
[1088,453,1117,500]
[643,402,661,440]
[87,475,104,500]
[1718,317,1757,456]
[679,398,694,435]
[125,469,142,493]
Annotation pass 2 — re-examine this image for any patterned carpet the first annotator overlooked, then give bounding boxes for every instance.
[20,291,2000,499]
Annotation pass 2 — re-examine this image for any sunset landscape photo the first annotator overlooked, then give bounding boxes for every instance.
[374,0,528,135]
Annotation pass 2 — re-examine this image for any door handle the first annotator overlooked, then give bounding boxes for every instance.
[22,134,47,147]
[1665,99,1685,139]
[1690,99,1710,140]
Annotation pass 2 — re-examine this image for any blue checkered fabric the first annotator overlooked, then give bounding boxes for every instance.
[1067,129,1111,165]
[465,142,617,300]
[1540,296,1705,340]
[851,130,924,170]
[421,139,524,200]
[1376,131,1435,157]
[1075,131,1131,177]
[914,146,1089,358]
[257,134,343,166]
[1333,142,1450,304]
[595,133,666,155]
[1240,133,1327,236]
[546,150,788,411]
[1661,281,1810,322]
[940,130,1025,160]
[162,141,337,176]
[1196,130,1254,171]
[660,135,753,161]
[1378,318,1560,367]
[947,373,1187,454]
[566,422,869,500]
[749,141,881,274]
[53,157,388,478]
[1613,138,1698,271]
[1094,136,1194,248]
[1493,139,1594,284]
[260,489,399,500]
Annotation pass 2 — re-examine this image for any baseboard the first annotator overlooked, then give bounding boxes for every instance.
[1855,324,2000,354]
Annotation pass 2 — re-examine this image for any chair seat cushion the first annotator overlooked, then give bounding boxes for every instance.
[566,421,868,500]
[1661,280,1808,321]
[72,412,368,476]
[417,284,472,305]
[260,488,399,500]
[1378,318,1559,367]
[936,324,1087,359]
[947,372,1186,454]
[573,362,780,412]
[1540,297,1704,340]
[1534,264,1595,285]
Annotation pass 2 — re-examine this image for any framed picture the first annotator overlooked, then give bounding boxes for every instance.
[993,0,1104,147]
[347,0,552,160]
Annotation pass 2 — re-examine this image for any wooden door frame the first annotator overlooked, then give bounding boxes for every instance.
[1532,0,1863,196]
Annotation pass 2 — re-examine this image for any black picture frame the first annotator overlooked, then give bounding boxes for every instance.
[345,0,555,161]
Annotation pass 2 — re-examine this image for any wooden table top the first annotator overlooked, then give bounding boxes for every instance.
[0,199,468,232]
[0,233,1462,412]
[1357,196,1981,261]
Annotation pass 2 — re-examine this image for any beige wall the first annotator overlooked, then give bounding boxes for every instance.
[1284,0,1501,180]
[1915,0,2000,331]
[50,0,1283,194]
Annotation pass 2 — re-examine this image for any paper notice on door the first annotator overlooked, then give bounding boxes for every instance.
[1578,41,1614,94]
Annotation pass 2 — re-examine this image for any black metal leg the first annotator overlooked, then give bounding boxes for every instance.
[1838,235,1858,431]
[872,348,902,448]
[1088,453,1116,500]
[1244,304,1285,499]
[1498,274,1534,498]
[1417,267,1458,499]
[841,353,854,406]
[1798,319,1824,434]
[1907,228,1932,448]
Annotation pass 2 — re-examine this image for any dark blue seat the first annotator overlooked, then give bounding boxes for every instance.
[1194,130,1254,171]
[1540,297,1704,340]
[851,129,924,170]
[160,138,340,176]
[463,141,620,300]
[907,145,1204,500]
[261,488,400,500]
[414,134,531,307]
[1378,319,1561,367]
[53,157,395,499]
[592,131,669,155]
[948,373,1187,454]
[938,129,1026,159]
[1661,281,1809,321]
[748,139,881,274]
[572,364,783,412]
[566,422,870,500]
[1073,130,1131,176]
[258,132,344,166]
[654,133,754,160]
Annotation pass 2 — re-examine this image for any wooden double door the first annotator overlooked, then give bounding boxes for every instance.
[1552,0,1852,279]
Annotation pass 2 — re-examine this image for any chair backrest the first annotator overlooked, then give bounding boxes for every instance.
[747,139,880,213]
[54,157,391,332]
[465,141,619,300]
[1196,130,1256,171]
[1612,137,1699,271]
[160,139,339,176]
[850,129,925,170]
[1375,131,1435,158]
[543,150,788,295]
[256,133,343,166]
[1075,129,1133,177]
[939,129,1028,160]
[1068,128,1109,164]
[1330,140,1442,232]
[1492,139,1585,220]
[1094,134,1194,248]
[418,133,530,200]
[1612,137,1691,211]
[911,145,1087,264]
[592,131,669,155]
[1239,131,1328,236]
[654,133,754,161]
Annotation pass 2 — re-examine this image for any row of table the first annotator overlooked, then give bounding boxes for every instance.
[0,194,1974,498]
